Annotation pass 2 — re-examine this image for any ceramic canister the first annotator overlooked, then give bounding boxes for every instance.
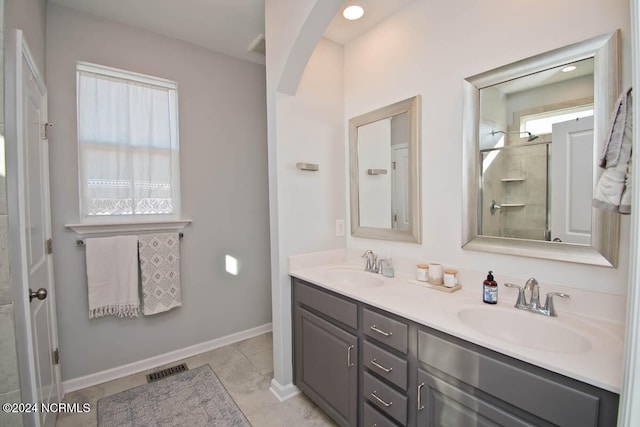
[417,264,429,281]
[428,263,443,285]
[443,269,458,288]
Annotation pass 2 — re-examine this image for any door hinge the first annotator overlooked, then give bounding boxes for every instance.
[45,238,53,255]
[392,161,396,170]
[43,122,53,140]
[394,214,398,222]
[53,348,60,365]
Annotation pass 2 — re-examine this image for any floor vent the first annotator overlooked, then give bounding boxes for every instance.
[146,363,188,383]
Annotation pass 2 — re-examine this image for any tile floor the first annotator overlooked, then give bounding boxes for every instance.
[56,332,337,427]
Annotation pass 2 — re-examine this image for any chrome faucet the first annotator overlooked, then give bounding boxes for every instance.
[361,250,378,273]
[504,278,570,317]
[524,277,540,311]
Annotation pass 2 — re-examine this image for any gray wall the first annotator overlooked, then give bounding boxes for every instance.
[1,0,46,425]
[5,0,45,76]
[46,5,271,381]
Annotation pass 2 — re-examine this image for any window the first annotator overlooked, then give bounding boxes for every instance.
[76,62,180,222]
[521,104,593,136]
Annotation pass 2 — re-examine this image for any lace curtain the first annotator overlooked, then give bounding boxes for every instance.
[77,67,180,218]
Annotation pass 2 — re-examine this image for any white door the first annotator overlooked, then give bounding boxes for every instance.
[13,30,61,427]
[391,144,409,231]
[550,116,594,244]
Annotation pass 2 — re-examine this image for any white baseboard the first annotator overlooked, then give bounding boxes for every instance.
[269,378,300,402]
[62,323,272,395]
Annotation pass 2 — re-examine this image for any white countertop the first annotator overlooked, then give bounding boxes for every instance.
[290,260,624,394]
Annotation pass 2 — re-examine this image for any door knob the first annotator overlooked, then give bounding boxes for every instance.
[29,288,47,302]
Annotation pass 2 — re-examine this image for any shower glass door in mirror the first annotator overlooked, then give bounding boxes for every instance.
[479,58,595,244]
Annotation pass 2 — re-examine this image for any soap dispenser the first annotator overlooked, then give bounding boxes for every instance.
[381,251,395,278]
[483,271,498,304]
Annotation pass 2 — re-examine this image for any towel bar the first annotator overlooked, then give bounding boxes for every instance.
[76,232,184,246]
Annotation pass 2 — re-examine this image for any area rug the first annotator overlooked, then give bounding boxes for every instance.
[97,364,251,427]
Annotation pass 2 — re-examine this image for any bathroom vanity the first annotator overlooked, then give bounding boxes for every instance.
[291,264,621,427]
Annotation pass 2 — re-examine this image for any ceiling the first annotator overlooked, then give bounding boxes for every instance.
[324,0,416,45]
[496,58,595,95]
[48,0,415,65]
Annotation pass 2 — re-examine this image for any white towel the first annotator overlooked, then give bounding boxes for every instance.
[86,235,140,318]
[138,233,182,315]
[593,87,633,214]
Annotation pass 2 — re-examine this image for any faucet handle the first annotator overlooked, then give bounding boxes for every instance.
[543,292,571,317]
[504,283,527,308]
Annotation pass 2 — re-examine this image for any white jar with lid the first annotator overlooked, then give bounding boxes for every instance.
[416,264,429,281]
[443,269,458,288]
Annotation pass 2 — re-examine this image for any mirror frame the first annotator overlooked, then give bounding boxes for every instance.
[350,95,422,243]
[462,30,620,267]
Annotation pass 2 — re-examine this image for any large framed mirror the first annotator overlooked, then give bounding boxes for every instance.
[462,31,620,266]
[350,96,421,243]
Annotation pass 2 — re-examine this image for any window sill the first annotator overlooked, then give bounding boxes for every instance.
[65,219,192,235]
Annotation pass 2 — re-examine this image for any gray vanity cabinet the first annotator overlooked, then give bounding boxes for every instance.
[293,281,358,427]
[292,278,619,427]
[417,328,619,427]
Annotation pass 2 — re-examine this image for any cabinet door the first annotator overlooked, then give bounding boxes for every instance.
[294,307,358,427]
[416,369,535,427]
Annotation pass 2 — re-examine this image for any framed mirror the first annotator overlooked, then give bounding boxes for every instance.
[350,96,422,243]
[462,30,620,266]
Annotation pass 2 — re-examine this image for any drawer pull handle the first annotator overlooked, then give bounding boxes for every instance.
[347,345,355,367]
[370,325,393,337]
[370,390,393,407]
[370,358,393,373]
[417,382,425,411]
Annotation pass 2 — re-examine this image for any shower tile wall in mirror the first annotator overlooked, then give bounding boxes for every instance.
[479,57,594,244]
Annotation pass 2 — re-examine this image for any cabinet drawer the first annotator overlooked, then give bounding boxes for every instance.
[363,340,408,391]
[363,372,408,426]
[363,402,399,427]
[295,280,358,329]
[418,330,600,427]
[363,309,408,353]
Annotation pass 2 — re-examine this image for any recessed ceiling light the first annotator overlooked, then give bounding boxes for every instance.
[343,4,364,20]
[562,65,577,73]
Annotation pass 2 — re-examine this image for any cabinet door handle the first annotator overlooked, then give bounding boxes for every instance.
[347,345,355,367]
[417,382,425,411]
[370,325,393,337]
[370,390,393,407]
[370,358,393,373]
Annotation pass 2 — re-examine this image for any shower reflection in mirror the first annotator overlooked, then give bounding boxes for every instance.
[479,57,595,244]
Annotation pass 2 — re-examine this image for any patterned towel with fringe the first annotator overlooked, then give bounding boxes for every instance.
[139,232,182,315]
[86,235,140,318]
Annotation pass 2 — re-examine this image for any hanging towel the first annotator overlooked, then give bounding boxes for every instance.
[593,87,633,214]
[86,235,140,318]
[138,232,182,315]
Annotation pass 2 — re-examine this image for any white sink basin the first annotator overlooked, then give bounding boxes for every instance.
[457,307,592,354]
[319,269,385,288]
